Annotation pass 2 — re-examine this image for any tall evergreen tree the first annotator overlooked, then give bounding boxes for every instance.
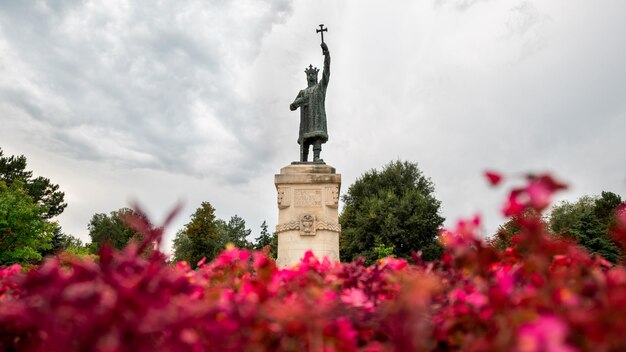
[41,225,86,257]
[87,208,146,252]
[0,148,67,218]
[549,192,624,263]
[340,160,445,264]
[254,221,277,259]
[218,215,252,249]
[172,202,222,268]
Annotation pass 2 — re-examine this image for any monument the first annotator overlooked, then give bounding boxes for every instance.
[275,25,341,268]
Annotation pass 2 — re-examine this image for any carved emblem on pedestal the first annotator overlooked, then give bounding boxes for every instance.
[277,188,291,209]
[275,215,341,235]
[300,214,316,236]
[325,186,339,208]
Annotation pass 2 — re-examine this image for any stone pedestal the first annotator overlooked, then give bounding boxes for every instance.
[275,163,341,268]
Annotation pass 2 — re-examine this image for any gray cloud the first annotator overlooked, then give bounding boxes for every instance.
[434,0,491,11]
[0,0,624,248]
[0,0,293,182]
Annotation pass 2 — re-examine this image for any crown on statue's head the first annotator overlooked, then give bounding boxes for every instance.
[305,64,319,75]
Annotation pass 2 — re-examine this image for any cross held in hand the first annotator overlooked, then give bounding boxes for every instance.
[316,24,328,43]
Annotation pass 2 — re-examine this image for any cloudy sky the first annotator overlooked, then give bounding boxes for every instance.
[1,0,624,253]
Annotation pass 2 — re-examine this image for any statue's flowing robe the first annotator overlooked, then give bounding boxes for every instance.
[292,52,330,145]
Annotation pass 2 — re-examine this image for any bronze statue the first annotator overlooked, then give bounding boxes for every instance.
[290,25,330,163]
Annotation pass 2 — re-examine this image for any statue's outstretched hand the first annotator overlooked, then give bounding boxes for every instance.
[321,42,328,54]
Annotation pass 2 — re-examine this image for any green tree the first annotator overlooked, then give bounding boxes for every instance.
[489,209,543,251]
[373,243,395,260]
[217,215,252,249]
[489,219,521,251]
[0,180,54,264]
[340,160,445,264]
[172,202,222,268]
[0,148,67,218]
[41,225,87,257]
[594,191,623,228]
[549,192,623,263]
[87,208,145,252]
[172,230,194,264]
[254,221,277,259]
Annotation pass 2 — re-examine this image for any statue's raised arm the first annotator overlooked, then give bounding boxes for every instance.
[320,42,330,89]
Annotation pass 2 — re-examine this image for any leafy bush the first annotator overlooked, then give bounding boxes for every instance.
[340,160,444,264]
[0,148,66,219]
[0,172,625,351]
[549,192,623,262]
[0,180,55,265]
[88,207,149,252]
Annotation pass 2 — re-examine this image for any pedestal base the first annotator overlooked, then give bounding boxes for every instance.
[274,163,341,268]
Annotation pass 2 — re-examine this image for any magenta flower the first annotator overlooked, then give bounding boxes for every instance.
[340,288,373,310]
[517,315,576,352]
[1,172,625,351]
[485,170,503,186]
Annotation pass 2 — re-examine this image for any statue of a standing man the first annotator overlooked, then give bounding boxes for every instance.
[290,39,330,163]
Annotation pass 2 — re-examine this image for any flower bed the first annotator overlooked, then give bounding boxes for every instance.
[1,173,625,351]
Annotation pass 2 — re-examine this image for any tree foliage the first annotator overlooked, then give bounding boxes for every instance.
[88,208,145,252]
[174,206,257,267]
[340,160,445,264]
[254,221,277,259]
[40,225,87,257]
[488,209,543,251]
[549,192,624,263]
[173,202,222,268]
[0,148,67,218]
[173,202,256,267]
[217,215,253,250]
[172,230,194,264]
[0,180,54,264]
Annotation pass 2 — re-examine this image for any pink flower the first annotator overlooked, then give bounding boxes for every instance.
[485,171,503,186]
[517,315,576,352]
[526,181,551,211]
[324,317,358,350]
[494,267,515,296]
[611,204,626,246]
[501,174,567,216]
[378,257,408,271]
[340,288,372,310]
[465,292,488,308]
[503,190,526,216]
